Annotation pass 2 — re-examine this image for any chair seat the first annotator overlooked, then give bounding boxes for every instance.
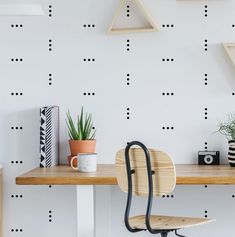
[129,215,215,230]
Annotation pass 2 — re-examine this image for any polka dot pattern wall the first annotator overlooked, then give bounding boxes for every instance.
[1,0,235,236]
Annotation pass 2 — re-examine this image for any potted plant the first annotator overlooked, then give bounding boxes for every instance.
[66,107,96,166]
[218,114,235,167]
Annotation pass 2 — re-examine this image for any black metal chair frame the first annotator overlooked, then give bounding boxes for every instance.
[124,141,185,237]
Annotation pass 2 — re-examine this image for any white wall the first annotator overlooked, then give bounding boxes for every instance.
[1,0,235,236]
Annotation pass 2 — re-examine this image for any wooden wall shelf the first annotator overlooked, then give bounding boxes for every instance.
[223,43,235,66]
[108,0,158,34]
[16,164,235,185]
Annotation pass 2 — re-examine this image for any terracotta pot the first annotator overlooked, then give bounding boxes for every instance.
[69,140,96,156]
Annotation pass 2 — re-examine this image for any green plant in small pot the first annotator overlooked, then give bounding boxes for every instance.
[66,107,96,166]
[218,114,235,167]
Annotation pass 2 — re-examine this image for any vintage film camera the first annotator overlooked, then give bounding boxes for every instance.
[198,151,220,165]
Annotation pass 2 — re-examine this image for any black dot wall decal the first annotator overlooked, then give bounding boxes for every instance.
[11,58,23,62]
[126,5,130,17]
[204,39,208,51]
[126,108,130,119]
[232,195,235,198]
[11,24,23,28]
[11,126,23,130]
[49,210,52,222]
[205,142,208,150]
[83,24,95,28]
[11,229,23,232]
[49,5,52,17]
[83,58,95,62]
[11,92,23,96]
[83,92,95,96]
[162,195,174,198]
[11,194,23,198]
[204,5,208,17]
[162,126,174,130]
[126,73,130,85]
[162,24,174,28]
[204,74,208,85]
[232,92,235,96]
[126,39,130,51]
[204,108,208,119]
[162,58,174,62]
[49,39,52,51]
[11,161,23,164]
[162,92,174,96]
[49,73,52,85]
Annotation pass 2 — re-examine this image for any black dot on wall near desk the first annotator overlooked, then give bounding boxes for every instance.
[204,74,208,85]
[204,39,208,51]
[49,5,52,17]
[126,108,130,120]
[162,195,174,198]
[204,108,208,120]
[83,24,95,28]
[162,24,174,28]
[49,73,52,86]
[126,73,130,85]
[11,24,23,28]
[49,39,52,51]
[204,5,208,17]
[11,194,23,198]
[126,39,130,51]
[162,126,174,130]
[162,58,174,62]
[49,210,52,222]
[126,5,130,17]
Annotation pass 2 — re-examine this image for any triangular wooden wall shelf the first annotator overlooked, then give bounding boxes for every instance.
[223,43,235,66]
[108,0,158,34]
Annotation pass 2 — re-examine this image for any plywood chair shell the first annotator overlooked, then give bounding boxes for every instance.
[115,148,176,197]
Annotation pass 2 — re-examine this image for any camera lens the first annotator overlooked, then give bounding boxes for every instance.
[204,155,213,164]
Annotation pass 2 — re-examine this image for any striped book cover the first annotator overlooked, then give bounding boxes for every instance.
[40,106,59,167]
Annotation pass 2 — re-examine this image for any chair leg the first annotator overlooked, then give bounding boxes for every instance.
[175,230,186,237]
[161,232,168,237]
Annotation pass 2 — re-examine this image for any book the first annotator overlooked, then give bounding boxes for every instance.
[40,106,59,167]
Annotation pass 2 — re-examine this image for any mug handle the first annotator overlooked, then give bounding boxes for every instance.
[70,156,78,170]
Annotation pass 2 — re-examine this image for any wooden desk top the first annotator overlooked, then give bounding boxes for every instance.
[15,164,235,185]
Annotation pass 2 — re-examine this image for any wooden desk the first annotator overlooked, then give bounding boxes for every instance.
[16,164,235,185]
[15,164,235,237]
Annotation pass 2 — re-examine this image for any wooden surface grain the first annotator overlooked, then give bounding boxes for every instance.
[15,164,235,185]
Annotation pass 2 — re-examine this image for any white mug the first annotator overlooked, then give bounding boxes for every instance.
[70,153,97,172]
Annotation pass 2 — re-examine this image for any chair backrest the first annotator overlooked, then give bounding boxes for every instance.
[115,147,176,196]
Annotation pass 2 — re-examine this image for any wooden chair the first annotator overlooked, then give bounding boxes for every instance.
[115,141,215,237]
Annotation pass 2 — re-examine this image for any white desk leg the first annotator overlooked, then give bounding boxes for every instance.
[76,185,95,237]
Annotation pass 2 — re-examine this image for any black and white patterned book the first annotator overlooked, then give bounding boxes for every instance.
[40,106,59,167]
